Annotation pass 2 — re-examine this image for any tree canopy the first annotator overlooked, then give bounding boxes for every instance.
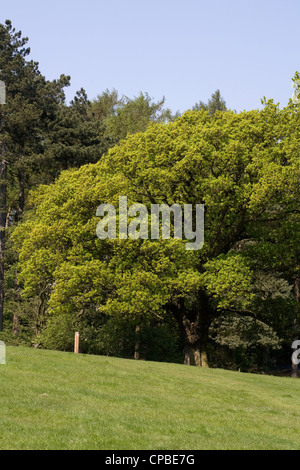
[1,19,300,374]
[12,100,300,368]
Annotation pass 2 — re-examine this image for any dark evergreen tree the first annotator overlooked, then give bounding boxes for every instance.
[0,20,70,331]
[193,89,227,115]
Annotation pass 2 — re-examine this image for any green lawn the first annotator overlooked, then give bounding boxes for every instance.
[0,346,299,450]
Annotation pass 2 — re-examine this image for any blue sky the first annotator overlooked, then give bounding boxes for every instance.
[1,0,299,113]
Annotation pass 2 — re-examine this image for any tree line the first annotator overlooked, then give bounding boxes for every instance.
[1,20,300,376]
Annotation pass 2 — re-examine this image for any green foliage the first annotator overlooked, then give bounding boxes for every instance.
[3,19,299,369]
[209,314,281,350]
[92,90,178,143]
[139,322,183,363]
[36,314,75,351]
[1,296,41,346]
[12,99,300,368]
[45,88,114,175]
[203,252,255,311]
[193,89,227,115]
[0,19,71,205]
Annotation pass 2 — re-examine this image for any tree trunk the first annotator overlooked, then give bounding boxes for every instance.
[181,291,211,367]
[36,288,49,336]
[134,324,141,360]
[183,323,209,368]
[292,277,300,378]
[17,167,25,221]
[169,291,211,367]
[193,342,209,368]
[12,268,20,336]
[0,156,7,332]
[12,313,20,336]
[184,344,194,365]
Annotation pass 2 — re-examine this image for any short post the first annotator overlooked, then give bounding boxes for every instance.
[74,332,79,354]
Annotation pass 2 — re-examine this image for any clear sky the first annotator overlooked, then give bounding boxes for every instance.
[1,0,299,113]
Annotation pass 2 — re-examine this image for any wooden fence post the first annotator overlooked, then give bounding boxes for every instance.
[74,332,79,354]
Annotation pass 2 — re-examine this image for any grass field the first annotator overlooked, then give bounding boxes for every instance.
[0,346,299,450]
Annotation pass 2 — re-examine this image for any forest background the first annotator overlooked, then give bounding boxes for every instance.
[1,19,300,377]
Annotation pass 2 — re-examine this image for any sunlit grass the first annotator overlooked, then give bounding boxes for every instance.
[0,346,299,450]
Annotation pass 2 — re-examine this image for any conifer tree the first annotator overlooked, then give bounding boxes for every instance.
[193,89,227,115]
[0,20,70,330]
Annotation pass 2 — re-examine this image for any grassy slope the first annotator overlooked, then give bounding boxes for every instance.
[0,346,299,450]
